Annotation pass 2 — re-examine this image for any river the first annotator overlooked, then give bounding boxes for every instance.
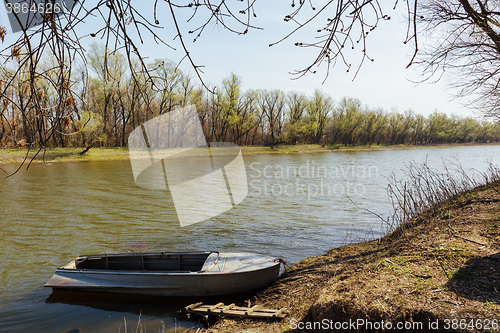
[1,145,499,332]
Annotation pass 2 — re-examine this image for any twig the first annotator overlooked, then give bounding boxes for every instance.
[435,256,461,304]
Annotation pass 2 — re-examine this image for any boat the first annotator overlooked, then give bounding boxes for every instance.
[45,251,282,296]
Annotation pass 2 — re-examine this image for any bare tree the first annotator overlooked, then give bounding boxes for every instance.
[258,90,286,147]
[2,0,500,173]
[415,1,500,117]
[0,0,260,170]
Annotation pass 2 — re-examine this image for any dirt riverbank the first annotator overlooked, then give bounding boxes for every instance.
[204,183,500,332]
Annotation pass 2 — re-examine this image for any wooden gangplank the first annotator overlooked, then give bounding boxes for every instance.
[184,302,286,319]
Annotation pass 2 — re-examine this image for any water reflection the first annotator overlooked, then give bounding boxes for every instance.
[46,289,258,315]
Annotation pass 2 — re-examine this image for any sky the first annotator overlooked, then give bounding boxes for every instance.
[0,1,477,118]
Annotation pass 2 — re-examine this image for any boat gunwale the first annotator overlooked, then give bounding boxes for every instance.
[55,252,281,276]
[55,262,281,276]
[76,250,214,258]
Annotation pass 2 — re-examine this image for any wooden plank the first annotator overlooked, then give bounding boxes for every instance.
[220,303,235,313]
[273,309,284,317]
[208,302,224,312]
[184,303,285,319]
[185,302,203,311]
[245,305,260,315]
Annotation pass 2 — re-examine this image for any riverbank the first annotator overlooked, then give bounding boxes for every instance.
[0,142,498,165]
[204,183,500,332]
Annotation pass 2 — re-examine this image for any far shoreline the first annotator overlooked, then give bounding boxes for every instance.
[0,142,499,165]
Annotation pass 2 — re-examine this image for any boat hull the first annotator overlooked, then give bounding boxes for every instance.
[45,252,281,296]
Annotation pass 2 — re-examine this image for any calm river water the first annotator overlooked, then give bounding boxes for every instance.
[1,145,500,332]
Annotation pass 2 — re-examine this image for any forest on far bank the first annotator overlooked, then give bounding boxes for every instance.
[1,44,500,150]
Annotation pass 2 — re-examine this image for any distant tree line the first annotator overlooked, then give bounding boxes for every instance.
[1,44,499,149]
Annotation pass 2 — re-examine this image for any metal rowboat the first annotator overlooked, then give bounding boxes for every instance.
[45,251,281,296]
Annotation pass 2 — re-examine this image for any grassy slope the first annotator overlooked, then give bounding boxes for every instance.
[205,183,500,332]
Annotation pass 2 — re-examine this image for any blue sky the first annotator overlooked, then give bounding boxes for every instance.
[0,1,475,117]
